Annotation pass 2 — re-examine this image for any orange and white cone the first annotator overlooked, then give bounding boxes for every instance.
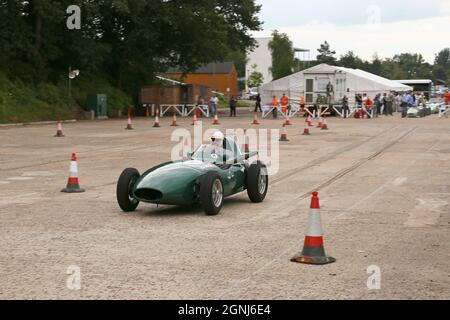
[242,129,250,153]
[317,117,323,128]
[252,112,260,125]
[145,106,150,118]
[54,121,65,137]
[192,114,198,126]
[302,122,311,136]
[153,114,161,128]
[212,114,220,125]
[61,153,85,193]
[279,124,289,142]
[321,117,329,130]
[284,116,292,126]
[125,115,133,130]
[171,113,178,127]
[291,192,335,265]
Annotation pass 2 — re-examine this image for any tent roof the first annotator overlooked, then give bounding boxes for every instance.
[260,64,412,91]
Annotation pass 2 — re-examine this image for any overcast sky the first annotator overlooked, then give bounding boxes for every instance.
[253,0,450,63]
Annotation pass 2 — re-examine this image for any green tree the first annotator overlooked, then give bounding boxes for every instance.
[268,30,295,80]
[433,49,450,83]
[316,41,336,64]
[247,64,264,88]
[338,51,364,69]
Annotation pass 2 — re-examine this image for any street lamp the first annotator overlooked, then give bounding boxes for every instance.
[68,67,80,97]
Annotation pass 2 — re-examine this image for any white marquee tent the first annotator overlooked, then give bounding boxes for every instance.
[258,64,413,105]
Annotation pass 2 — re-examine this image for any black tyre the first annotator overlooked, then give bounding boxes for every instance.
[247,161,268,203]
[117,168,140,212]
[200,172,223,216]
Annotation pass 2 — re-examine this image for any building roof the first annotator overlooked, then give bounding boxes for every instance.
[165,62,235,75]
[394,79,433,85]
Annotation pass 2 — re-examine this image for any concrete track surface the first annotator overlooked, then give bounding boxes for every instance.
[0,114,449,300]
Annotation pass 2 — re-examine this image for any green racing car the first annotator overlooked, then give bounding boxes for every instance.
[116,136,268,215]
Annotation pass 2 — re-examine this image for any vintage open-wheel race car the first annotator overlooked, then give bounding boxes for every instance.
[116,137,268,215]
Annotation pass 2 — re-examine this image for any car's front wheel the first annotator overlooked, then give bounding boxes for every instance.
[200,172,223,216]
[117,168,140,212]
[247,161,268,203]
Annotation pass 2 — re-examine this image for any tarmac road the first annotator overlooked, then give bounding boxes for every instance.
[0,114,449,299]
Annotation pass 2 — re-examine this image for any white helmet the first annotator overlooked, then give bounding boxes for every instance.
[212,131,224,141]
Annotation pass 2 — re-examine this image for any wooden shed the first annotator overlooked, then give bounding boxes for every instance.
[162,62,238,98]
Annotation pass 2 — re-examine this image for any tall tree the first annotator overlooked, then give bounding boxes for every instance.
[338,51,364,69]
[268,30,294,80]
[316,41,336,65]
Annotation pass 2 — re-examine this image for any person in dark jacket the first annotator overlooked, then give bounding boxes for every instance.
[229,96,237,117]
[254,94,262,113]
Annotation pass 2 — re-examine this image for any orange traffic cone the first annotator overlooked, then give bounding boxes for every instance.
[252,112,260,125]
[291,192,335,265]
[321,117,329,130]
[192,114,198,126]
[125,115,133,130]
[153,114,161,128]
[302,122,311,136]
[171,113,178,127]
[61,153,85,193]
[212,114,220,125]
[145,106,150,118]
[284,116,292,126]
[317,117,323,128]
[54,120,65,137]
[279,124,289,142]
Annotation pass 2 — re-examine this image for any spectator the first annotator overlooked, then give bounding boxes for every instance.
[342,95,349,118]
[209,96,219,116]
[280,93,289,114]
[254,94,262,113]
[444,89,450,106]
[229,96,237,117]
[401,91,414,118]
[385,92,394,116]
[364,96,374,118]
[271,96,279,119]
[374,93,381,117]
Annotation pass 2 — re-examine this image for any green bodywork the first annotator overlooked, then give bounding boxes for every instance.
[132,138,251,206]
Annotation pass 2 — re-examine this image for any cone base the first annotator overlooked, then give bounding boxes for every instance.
[125,127,134,130]
[279,137,289,142]
[302,132,311,136]
[61,188,85,193]
[153,124,161,128]
[171,123,179,127]
[290,254,336,265]
[54,133,65,137]
[321,126,329,130]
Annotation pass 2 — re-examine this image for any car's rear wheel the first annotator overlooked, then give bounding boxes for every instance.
[200,172,223,216]
[117,168,140,212]
[247,161,268,203]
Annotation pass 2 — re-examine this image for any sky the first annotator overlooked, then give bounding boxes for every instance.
[253,0,450,63]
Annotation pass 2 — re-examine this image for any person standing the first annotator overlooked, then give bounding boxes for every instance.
[342,95,349,118]
[326,81,334,104]
[209,96,218,116]
[401,91,414,118]
[229,96,237,117]
[374,93,381,117]
[385,92,394,116]
[280,93,289,115]
[444,89,450,106]
[254,94,262,113]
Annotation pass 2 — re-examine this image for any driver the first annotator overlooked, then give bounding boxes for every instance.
[210,131,224,149]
